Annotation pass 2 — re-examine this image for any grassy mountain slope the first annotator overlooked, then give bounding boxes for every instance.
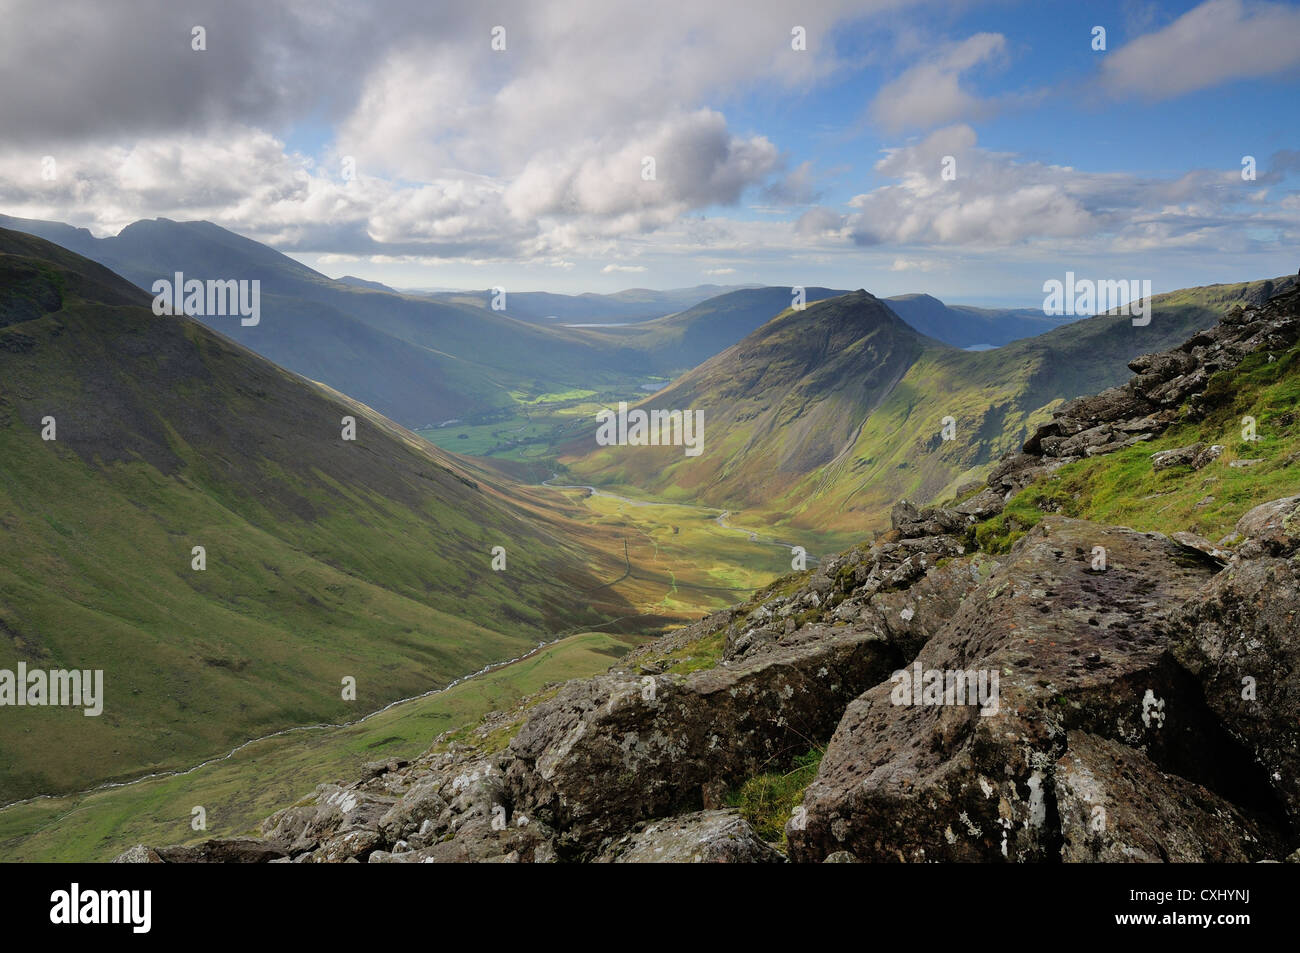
[0,215,635,426]
[561,277,1296,549]
[0,630,646,862]
[0,227,646,802]
[978,326,1300,553]
[560,292,930,515]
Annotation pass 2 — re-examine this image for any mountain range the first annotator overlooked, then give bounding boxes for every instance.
[560,275,1296,548]
[0,215,1109,437]
[4,213,1295,863]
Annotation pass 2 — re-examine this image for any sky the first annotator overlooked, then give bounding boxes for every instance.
[0,0,1297,305]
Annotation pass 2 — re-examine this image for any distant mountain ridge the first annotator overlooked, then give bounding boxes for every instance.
[883,292,1072,349]
[561,275,1297,547]
[426,284,759,324]
[0,213,629,427]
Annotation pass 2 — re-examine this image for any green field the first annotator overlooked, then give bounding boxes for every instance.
[0,631,645,862]
[419,380,670,462]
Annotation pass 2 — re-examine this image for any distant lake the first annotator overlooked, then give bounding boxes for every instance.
[963,344,997,351]
[563,322,632,328]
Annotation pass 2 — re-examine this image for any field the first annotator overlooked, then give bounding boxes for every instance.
[418,378,671,462]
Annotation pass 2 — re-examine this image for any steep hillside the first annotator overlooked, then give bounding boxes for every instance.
[562,276,1296,548]
[0,215,631,427]
[0,227,642,802]
[562,292,930,510]
[119,275,1300,864]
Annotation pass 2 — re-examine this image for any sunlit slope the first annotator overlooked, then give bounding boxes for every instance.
[977,319,1300,553]
[561,277,1295,545]
[0,227,640,802]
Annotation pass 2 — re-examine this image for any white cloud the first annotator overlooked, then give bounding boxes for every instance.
[889,257,940,272]
[761,160,821,205]
[602,264,647,273]
[1101,0,1300,100]
[0,0,912,263]
[869,33,1008,132]
[504,109,779,231]
[0,0,1293,293]
[839,125,1298,253]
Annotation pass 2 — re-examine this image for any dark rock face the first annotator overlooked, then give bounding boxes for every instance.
[1171,555,1300,834]
[1055,732,1283,862]
[113,288,1300,864]
[784,518,1284,862]
[1232,495,1300,557]
[506,626,901,855]
[115,838,287,863]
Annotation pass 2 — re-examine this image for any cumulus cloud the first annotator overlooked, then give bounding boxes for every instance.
[760,161,821,206]
[1101,0,1300,100]
[795,206,847,238]
[0,0,386,146]
[869,33,1008,132]
[504,110,779,230]
[0,0,1293,284]
[601,264,647,273]
[0,0,911,263]
[839,125,1298,253]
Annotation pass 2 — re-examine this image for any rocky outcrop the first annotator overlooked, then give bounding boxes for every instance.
[596,810,786,863]
[1168,497,1300,835]
[1054,731,1282,862]
[115,285,1300,864]
[1012,286,1299,491]
[785,517,1288,862]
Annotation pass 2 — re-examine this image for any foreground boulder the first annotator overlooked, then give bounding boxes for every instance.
[1169,499,1300,834]
[786,517,1288,862]
[1054,731,1281,862]
[507,625,901,856]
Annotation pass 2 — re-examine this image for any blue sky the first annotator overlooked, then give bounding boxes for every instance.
[1,0,1297,304]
